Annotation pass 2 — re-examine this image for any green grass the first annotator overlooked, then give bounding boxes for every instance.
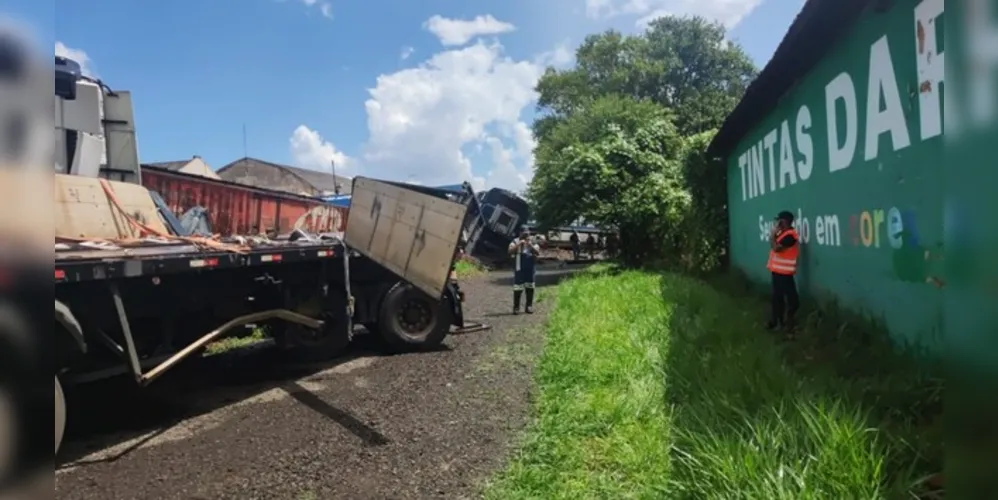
[484,266,941,500]
[203,328,267,355]
[455,257,487,277]
[485,267,671,499]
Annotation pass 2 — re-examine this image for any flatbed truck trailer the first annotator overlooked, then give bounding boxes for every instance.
[52,175,492,455]
[50,54,529,455]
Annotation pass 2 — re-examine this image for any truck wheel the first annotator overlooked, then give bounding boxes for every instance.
[376,282,452,352]
[55,376,66,455]
[282,291,352,363]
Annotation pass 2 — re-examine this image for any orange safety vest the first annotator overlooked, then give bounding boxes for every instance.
[767,228,800,275]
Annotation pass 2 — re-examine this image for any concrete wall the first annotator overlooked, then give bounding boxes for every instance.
[723,0,988,355]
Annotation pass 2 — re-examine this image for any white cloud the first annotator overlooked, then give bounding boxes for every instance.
[360,40,541,189]
[481,136,530,193]
[54,42,96,77]
[586,0,762,29]
[289,125,353,174]
[289,39,571,192]
[423,15,516,47]
[535,41,575,68]
[400,46,415,60]
[297,0,332,19]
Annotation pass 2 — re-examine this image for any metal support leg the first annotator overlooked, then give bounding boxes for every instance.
[107,281,325,386]
[108,282,144,383]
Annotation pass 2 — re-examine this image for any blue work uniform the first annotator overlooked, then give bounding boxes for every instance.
[509,237,539,313]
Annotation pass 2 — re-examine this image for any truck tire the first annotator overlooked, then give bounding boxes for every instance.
[55,376,66,455]
[376,282,452,352]
[282,290,352,363]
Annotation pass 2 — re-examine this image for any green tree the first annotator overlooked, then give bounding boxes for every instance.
[528,15,753,267]
[528,96,690,264]
[677,129,727,272]
[641,17,756,136]
[533,16,756,139]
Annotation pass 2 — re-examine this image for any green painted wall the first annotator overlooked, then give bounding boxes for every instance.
[725,0,996,356]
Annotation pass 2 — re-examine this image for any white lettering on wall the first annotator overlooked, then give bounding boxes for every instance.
[778,120,796,188]
[750,143,764,198]
[795,105,813,180]
[796,208,810,244]
[865,36,912,160]
[763,130,778,191]
[825,72,858,172]
[758,215,770,241]
[914,0,944,139]
[738,153,748,201]
[815,214,841,247]
[735,1,948,201]
[756,210,843,248]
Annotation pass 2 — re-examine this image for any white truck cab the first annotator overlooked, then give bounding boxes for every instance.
[54,56,141,183]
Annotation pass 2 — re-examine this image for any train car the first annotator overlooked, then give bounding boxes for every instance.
[141,166,347,236]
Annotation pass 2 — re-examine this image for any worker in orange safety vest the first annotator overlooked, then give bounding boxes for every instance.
[767,210,800,332]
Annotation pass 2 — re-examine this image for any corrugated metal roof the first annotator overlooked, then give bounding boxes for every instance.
[145,159,191,172]
[707,0,874,159]
[217,157,353,195]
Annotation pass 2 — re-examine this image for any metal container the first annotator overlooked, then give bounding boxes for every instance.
[141,167,348,236]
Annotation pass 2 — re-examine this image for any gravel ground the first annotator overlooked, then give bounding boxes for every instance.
[55,266,578,500]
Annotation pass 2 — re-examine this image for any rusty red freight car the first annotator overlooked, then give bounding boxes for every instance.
[141,166,348,236]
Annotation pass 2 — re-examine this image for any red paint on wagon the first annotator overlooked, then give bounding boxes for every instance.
[141,167,348,236]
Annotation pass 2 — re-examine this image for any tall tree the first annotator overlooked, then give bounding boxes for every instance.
[528,96,690,264]
[528,15,753,265]
[641,16,757,136]
[532,16,756,139]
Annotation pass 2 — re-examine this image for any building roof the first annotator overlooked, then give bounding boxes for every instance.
[139,163,330,203]
[145,159,192,172]
[217,157,352,195]
[707,0,875,159]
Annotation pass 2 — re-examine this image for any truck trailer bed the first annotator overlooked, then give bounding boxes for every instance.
[55,237,343,284]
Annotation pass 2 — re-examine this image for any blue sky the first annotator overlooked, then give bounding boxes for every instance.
[16,0,802,191]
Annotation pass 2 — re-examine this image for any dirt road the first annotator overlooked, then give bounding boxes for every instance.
[55,267,577,500]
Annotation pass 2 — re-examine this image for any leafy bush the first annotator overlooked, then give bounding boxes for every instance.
[675,129,728,273]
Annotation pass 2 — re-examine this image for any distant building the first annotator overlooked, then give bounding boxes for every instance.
[144,155,219,180]
[216,157,352,197]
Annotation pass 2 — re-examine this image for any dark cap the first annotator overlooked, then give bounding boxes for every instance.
[775,210,795,223]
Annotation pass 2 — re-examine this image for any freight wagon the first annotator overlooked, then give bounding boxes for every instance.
[141,166,347,236]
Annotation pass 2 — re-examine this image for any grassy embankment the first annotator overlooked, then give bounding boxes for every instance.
[485,266,942,499]
[454,257,487,277]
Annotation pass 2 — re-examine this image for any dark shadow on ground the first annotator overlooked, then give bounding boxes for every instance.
[285,380,390,446]
[57,330,423,468]
[657,272,943,497]
[489,266,589,288]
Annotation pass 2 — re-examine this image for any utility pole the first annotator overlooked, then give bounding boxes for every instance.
[330,158,340,196]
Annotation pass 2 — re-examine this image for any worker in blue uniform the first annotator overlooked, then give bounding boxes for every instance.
[508,229,540,314]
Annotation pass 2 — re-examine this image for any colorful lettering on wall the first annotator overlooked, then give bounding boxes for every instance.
[757,207,915,250]
[756,207,938,283]
[735,0,945,202]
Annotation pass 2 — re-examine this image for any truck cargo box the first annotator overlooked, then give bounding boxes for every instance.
[345,177,467,298]
[141,167,347,236]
